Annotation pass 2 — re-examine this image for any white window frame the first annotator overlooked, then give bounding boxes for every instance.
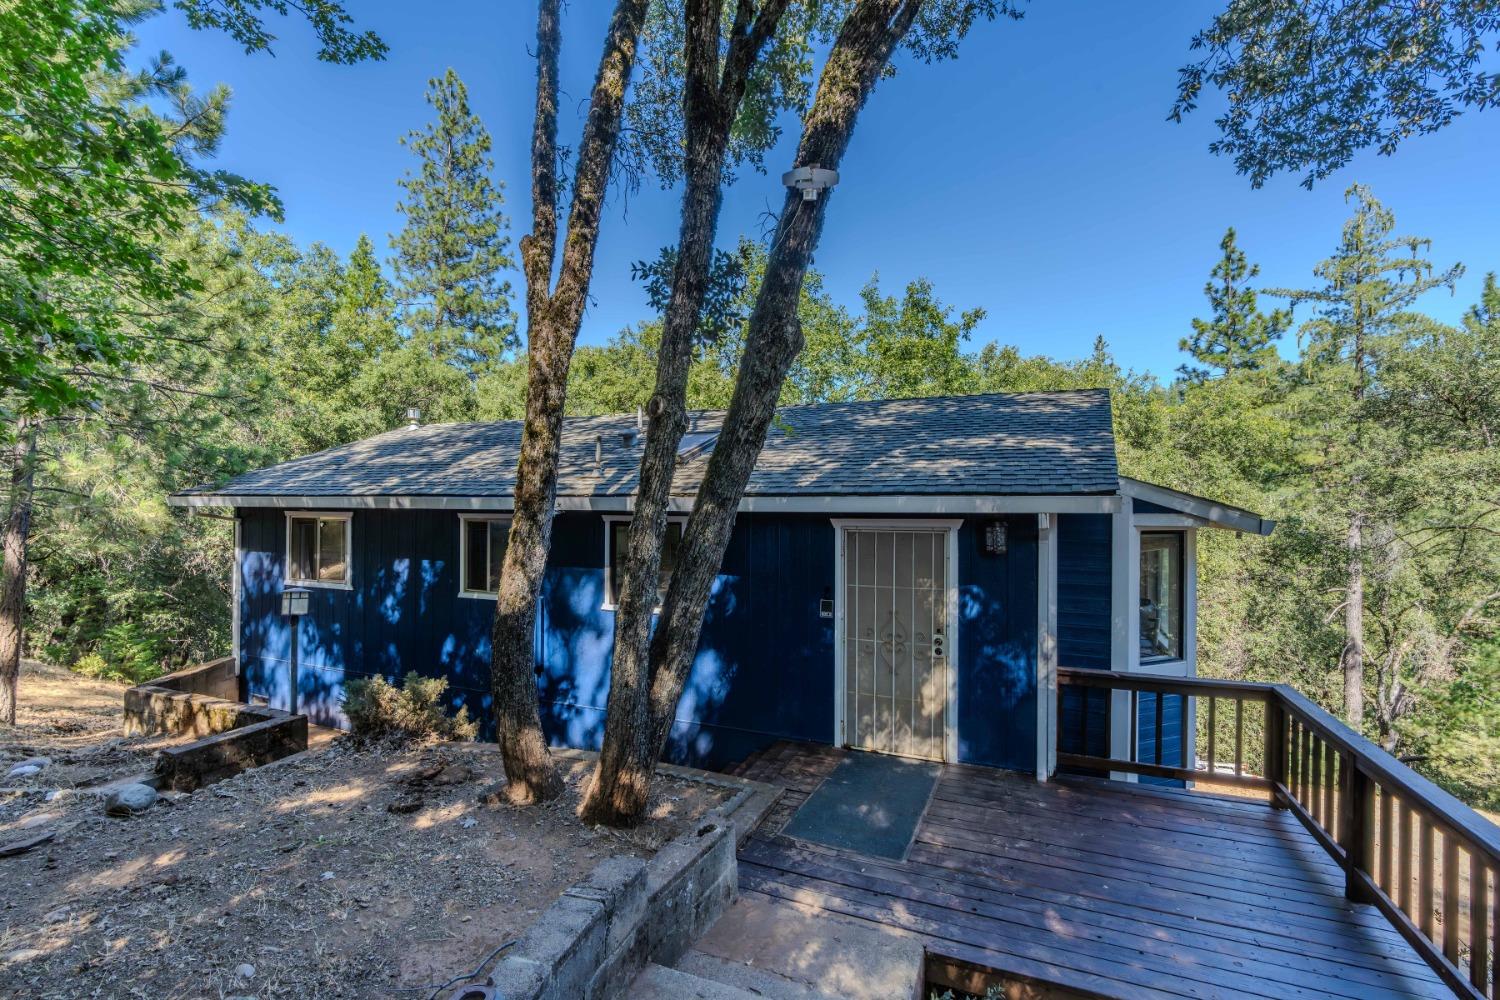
[601,513,687,612]
[458,513,512,600]
[284,511,353,590]
[1137,529,1188,667]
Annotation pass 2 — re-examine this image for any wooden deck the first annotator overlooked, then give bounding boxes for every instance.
[726,741,1451,1000]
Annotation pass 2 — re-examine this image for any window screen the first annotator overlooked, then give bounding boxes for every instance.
[462,519,509,595]
[288,515,348,585]
[609,520,683,608]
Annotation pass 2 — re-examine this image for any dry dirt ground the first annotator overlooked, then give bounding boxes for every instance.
[0,661,730,999]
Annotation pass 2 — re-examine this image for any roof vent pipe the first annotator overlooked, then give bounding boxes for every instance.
[405,407,421,430]
[595,434,603,468]
[636,405,644,432]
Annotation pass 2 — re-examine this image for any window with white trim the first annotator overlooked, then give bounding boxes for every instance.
[1139,532,1183,660]
[604,516,684,610]
[286,513,351,587]
[459,516,510,598]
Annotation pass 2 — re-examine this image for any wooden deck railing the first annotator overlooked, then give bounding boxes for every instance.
[1057,667,1500,1000]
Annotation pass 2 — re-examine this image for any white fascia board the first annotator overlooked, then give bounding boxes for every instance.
[170,492,1124,515]
[1118,477,1274,536]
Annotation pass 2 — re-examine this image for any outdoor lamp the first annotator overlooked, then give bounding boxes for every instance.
[281,587,311,618]
[281,587,310,714]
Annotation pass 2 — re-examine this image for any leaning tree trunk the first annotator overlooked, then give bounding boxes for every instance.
[1341,512,1365,727]
[0,419,38,726]
[580,0,792,827]
[488,0,650,804]
[588,0,927,825]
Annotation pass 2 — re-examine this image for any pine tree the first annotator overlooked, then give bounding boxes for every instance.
[1271,185,1462,729]
[1179,228,1289,381]
[390,69,516,374]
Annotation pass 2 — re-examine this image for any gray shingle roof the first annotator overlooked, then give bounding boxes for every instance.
[177,390,1119,500]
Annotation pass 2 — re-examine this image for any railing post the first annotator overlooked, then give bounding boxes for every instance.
[1341,755,1374,902]
[1265,696,1286,808]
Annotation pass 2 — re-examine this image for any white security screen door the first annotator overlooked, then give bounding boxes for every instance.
[841,527,949,760]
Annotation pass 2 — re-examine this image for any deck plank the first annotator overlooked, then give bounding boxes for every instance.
[731,742,1450,1000]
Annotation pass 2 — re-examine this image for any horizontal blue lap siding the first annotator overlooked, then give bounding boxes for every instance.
[238,509,1042,772]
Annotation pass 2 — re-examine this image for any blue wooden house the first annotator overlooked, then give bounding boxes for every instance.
[170,389,1273,777]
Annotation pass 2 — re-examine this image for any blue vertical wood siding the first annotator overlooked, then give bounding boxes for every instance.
[1056,513,1112,761]
[239,509,1045,772]
[956,516,1037,771]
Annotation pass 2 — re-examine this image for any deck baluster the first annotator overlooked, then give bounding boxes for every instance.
[1469,857,1489,993]
[1379,786,1393,894]
[1444,833,1461,964]
[1420,818,1436,938]
[1400,801,1415,916]
[1233,698,1244,777]
[1207,697,1217,777]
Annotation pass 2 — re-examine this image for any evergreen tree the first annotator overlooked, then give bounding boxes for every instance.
[1271,185,1462,728]
[1179,228,1289,381]
[390,69,516,373]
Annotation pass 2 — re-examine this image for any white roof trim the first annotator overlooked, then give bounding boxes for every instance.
[168,492,1123,515]
[1119,477,1274,536]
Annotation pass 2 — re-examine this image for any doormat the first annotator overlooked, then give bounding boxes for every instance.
[782,752,940,860]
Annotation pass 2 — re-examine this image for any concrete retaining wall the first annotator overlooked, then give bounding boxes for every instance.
[123,657,245,738]
[124,658,309,791]
[488,762,773,1000]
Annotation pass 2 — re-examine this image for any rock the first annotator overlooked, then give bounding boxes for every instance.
[104,783,157,817]
[43,907,69,924]
[0,830,55,857]
[432,763,473,786]
[6,757,50,779]
[2,948,42,965]
[319,871,336,881]
[386,796,423,815]
[460,816,478,829]
[235,963,256,979]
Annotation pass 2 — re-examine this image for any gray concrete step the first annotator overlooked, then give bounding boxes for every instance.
[685,893,925,1000]
[630,962,765,1000]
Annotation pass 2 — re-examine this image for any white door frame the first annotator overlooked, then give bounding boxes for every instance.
[831,518,962,763]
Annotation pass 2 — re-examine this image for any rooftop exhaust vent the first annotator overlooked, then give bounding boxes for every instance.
[677,431,719,461]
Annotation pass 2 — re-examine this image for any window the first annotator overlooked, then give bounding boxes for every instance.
[286,513,350,587]
[1139,532,1183,660]
[460,516,510,598]
[605,517,684,610]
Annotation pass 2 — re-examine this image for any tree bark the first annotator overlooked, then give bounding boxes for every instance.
[0,419,38,726]
[582,0,924,824]
[1342,512,1364,727]
[580,0,791,826]
[488,0,650,804]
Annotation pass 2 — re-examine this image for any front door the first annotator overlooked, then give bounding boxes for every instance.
[840,526,949,760]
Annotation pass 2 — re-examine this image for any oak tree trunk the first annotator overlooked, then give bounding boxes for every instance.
[488,0,650,804]
[583,0,925,824]
[0,419,38,726]
[580,0,792,826]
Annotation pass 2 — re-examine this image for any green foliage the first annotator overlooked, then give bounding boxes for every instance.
[0,0,274,419]
[344,674,479,744]
[1174,1,1500,187]
[1179,228,1288,381]
[172,0,387,64]
[390,69,517,373]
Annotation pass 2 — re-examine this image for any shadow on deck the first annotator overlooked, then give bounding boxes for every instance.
[728,741,1450,1000]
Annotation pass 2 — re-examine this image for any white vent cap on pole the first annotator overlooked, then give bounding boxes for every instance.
[782,165,839,201]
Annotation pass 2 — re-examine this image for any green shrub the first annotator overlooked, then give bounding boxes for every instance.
[72,653,112,679]
[343,674,478,743]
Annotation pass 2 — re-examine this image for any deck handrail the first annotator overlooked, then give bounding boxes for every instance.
[1057,667,1499,1000]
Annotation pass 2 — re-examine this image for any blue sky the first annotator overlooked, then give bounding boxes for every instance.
[134,1,1498,380]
